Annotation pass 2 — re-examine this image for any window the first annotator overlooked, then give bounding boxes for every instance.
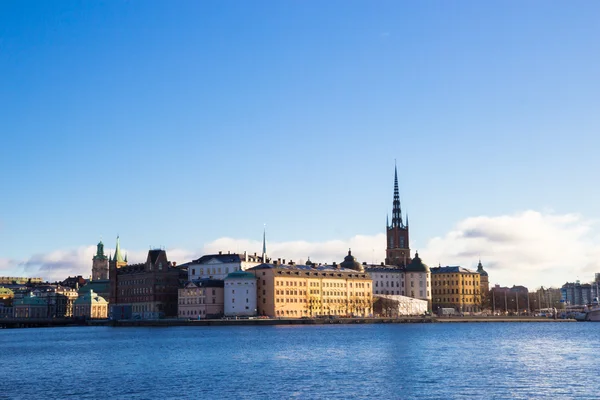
[192,269,196,275]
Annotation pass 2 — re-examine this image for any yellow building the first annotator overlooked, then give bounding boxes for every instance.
[249,261,372,318]
[430,266,481,313]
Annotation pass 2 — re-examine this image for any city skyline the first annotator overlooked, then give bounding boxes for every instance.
[2,3,600,289]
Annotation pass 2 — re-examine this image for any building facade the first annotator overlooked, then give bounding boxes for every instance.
[178,279,224,319]
[224,271,258,317]
[249,260,372,318]
[183,252,264,281]
[404,253,432,308]
[110,241,187,319]
[561,281,593,306]
[385,166,411,266]
[73,289,108,319]
[366,266,405,296]
[431,266,481,313]
[32,285,79,318]
[13,294,48,318]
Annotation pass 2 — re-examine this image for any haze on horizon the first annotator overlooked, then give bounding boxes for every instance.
[1,2,600,290]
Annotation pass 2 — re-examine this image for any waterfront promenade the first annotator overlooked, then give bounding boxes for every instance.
[0,315,575,329]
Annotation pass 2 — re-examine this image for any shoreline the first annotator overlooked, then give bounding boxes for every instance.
[0,315,576,329]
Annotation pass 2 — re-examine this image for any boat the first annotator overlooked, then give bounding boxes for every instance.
[576,298,600,321]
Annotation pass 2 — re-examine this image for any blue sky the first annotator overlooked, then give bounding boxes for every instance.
[2,2,600,287]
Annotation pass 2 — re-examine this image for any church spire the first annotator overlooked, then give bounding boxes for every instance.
[114,235,124,263]
[262,225,267,262]
[392,163,403,228]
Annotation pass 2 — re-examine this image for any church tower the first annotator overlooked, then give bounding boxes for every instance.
[109,236,128,304]
[385,164,411,266]
[91,240,109,280]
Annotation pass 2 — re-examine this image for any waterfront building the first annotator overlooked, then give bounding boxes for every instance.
[385,165,411,267]
[224,270,258,317]
[248,257,372,318]
[73,289,108,319]
[177,279,224,319]
[92,240,109,281]
[373,294,428,317]
[0,277,43,285]
[31,285,79,318]
[561,281,592,306]
[13,293,48,318]
[0,304,12,318]
[109,238,187,319]
[431,266,481,313]
[405,253,432,308]
[79,279,110,302]
[365,264,405,296]
[182,251,264,281]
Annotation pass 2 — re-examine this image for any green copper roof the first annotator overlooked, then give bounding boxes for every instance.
[113,236,124,263]
[225,271,257,280]
[93,240,108,261]
[74,289,108,305]
[15,294,47,306]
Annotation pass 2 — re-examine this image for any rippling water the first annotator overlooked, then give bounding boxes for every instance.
[1,323,598,399]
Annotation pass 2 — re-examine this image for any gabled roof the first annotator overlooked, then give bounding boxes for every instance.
[189,253,243,265]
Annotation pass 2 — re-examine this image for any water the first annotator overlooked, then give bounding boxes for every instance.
[0,322,598,399]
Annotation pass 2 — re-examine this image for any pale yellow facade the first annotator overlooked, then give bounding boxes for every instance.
[251,265,372,318]
[431,266,481,313]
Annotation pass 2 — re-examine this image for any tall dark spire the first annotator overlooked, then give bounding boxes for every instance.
[391,163,403,228]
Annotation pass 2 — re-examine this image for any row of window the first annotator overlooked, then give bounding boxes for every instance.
[179,298,217,305]
[191,267,240,276]
[433,288,480,295]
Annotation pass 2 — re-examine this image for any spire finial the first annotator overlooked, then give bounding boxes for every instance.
[262,224,267,262]
[392,162,403,228]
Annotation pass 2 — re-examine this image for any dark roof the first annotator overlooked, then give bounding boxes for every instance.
[189,253,243,265]
[187,279,225,288]
[364,265,405,273]
[476,261,488,276]
[248,263,369,276]
[430,266,476,274]
[405,253,429,273]
[340,250,364,272]
[149,249,163,265]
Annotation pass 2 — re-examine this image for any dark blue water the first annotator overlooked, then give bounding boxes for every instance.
[0,323,597,399]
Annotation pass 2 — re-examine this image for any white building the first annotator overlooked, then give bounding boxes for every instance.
[365,265,405,296]
[404,252,432,307]
[224,271,258,317]
[374,294,428,316]
[183,252,264,281]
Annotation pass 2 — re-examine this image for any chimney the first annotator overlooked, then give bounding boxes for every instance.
[282,259,285,264]
[219,251,222,255]
[172,262,177,267]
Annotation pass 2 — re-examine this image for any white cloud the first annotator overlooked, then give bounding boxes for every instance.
[3,210,598,290]
[422,210,600,289]
[202,234,387,266]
